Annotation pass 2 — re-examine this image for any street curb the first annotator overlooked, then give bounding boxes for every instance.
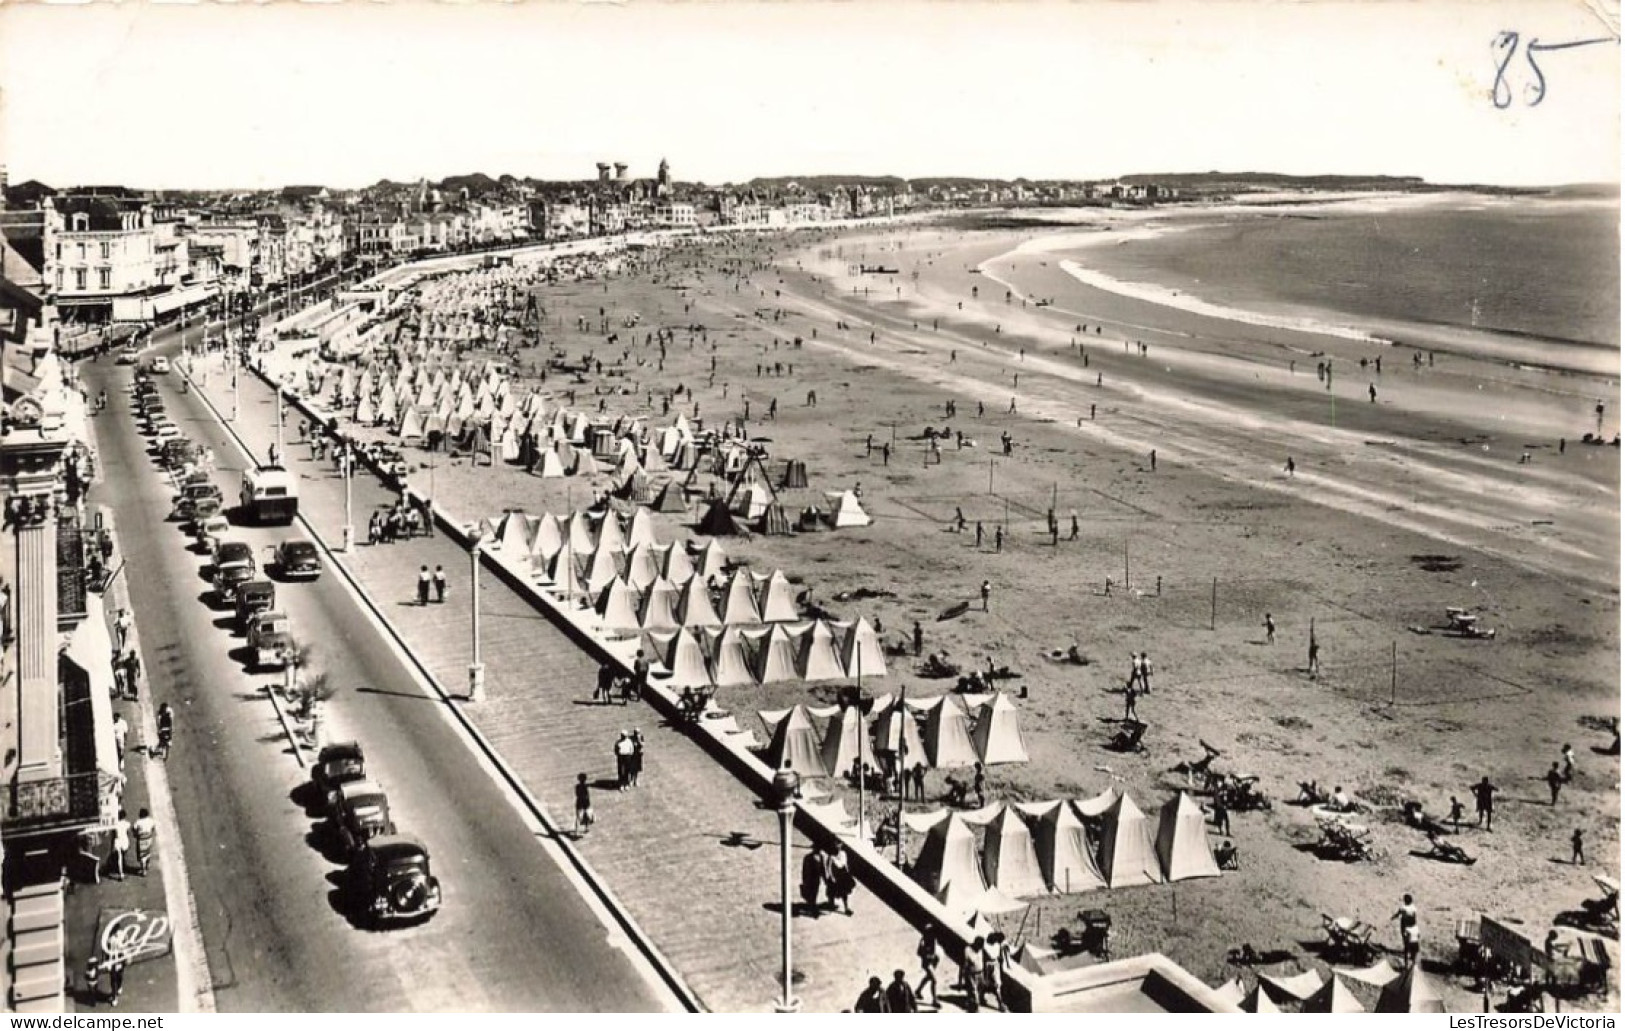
[183,358,704,1014]
[262,681,309,769]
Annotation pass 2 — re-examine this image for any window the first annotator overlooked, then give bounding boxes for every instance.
[77,243,87,261]
[100,241,111,261]
[98,268,111,290]
[72,213,89,232]
[55,270,63,291]
[74,269,87,291]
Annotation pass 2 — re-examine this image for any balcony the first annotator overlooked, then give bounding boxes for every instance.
[54,528,87,631]
[2,655,110,837]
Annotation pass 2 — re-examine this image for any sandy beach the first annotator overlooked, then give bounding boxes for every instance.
[313,204,1618,1007]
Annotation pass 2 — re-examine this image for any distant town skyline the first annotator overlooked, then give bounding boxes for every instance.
[2,2,1617,191]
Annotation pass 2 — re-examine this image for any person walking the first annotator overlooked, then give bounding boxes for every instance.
[154,702,174,760]
[1562,743,1577,782]
[1150,449,1157,472]
[912,621,923,657]
[1123,679,1140,721]
[886,969,918,1013]
[973,763,987,808]
[1211,793,1231,835]
[1471,776,1498,831]
[132,808,157,875]
[109,809,131,881]
[433,565,447,603]
[826,845,856,916]
[417,565,432,606]
[614,732,635,791]
[1572,828,1586,865]
[1285,456,1296,478]
[974,521,984,548]
[122,650,141,701]
[853,976,889,1012]
[629,729,645,787]
[106,956,128,1007]
[1264,613,1276,645]
[911,762,927,803]
[959,937,986,1012]
[980,580,992,612]
[799,843,825,915]
[1140,652,1154,694]
[1392,894,1421,967]
[114,608,132,652]
[916,929,941,1009]
[1448,796,1465,831]
[1307,632,1321,679]
[1128,652,1144,692]
[994,525,1003,553]
[573,773,594,837]
[1069,512,1079,540]
[112,712,129,768]
[1545,762,1564,805]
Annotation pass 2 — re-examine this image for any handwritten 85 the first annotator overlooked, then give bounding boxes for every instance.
[1491,31,1616,109]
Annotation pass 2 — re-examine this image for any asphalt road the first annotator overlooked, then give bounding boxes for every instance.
[82,352,674,1012]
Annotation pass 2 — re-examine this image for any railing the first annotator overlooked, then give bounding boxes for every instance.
[2,770,105,833]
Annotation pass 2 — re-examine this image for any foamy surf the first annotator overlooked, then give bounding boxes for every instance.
[1055,258,1392,345]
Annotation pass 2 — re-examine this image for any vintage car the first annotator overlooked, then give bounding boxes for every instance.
[312,741,367,808]
[173,481,223,521]
[196,514,232,553]
[213,540,256,573]
[234,580,276,631]
[273,539,321,581]
[187,496,223,534]
[329,779,396,857]
[346,835,442,927]
[246,611,294,669]
[213,561,256,605]
[117,347,141,365]
[150,356,171,374]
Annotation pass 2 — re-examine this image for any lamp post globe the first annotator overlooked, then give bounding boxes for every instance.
[772,766,801,813]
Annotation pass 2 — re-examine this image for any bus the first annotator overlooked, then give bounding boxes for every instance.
[240,465,299,525]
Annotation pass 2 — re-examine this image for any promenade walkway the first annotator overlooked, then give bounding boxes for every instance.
[193,356,954,1013]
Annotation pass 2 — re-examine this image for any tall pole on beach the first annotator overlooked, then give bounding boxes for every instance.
[469,534,486,701]
[1210,578,1217,632]
[1123,539,1130,591]
[856,643,865,846]
[895,682,908,868]
[772,765,801,1013]
[1390,641,1397,706]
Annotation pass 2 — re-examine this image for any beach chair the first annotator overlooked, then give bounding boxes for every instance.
[1108,719,1148,754]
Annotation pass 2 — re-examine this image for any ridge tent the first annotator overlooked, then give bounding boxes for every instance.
[624,508,657,550]
[781,459,809,489]
[1155,792,1222,882]
[922,696,980,770]
[912,813,986,897]
[675,577,721,629]
[972,692,1030,766]
[652,481,690,515]
[1098,793,1166,888]
[1376,966,1444,1013]
[759,704,826,778]
[638,578,681,632]
[691,539,729,582]
[819,705,876,780]
[719,570,762,625]
[535,449,566,478]
[873,699,926,760]
[706,625,756,687]
[759,503,793,536]
[1304,976,1365,1014]
[696,499,746,537]
[838,618,888,680]
[981,805,1050,898]
[659,627,711,688]
[756,570,800,623]
[1032,799,1107,894]
[622,542,660,590]
[825,490,872,528]
[748,623,801,685]
[796,620,847,681]
[594,578,642,631]
[658,542,695,585]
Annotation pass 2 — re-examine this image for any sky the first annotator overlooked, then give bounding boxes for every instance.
[0,1,1618,190]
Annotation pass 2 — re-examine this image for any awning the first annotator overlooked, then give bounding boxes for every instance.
[65,591,120,826]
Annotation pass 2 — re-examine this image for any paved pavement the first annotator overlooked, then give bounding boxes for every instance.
[198,352,959,1013]
[82,356,676,1012]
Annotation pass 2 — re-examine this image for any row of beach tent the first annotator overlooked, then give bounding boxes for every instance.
[1213,962,1445,1014]
[910,791,1221,908]
[637,619,887,687]
[760,693,1025,776]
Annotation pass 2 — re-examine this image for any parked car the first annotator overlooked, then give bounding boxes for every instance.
[213,561,256,605]
[247,611,294,669]
[329,779,396,856]
[213,540,255,572]
[273,539,321,580]
[151,356,171,374]
[186,496,223,533]
[196,514,232,553]
[346,835,442,927]
[312,741,367,808]
[234,580,276,631]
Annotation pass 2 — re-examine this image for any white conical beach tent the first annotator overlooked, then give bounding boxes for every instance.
[548,545,582,599]
[1305,976,1365,1014]
[1377,966,1445,1014]
[658,543,695,585]
[796,620,847,681]
[1155,792,1221,882]
[819,706,875,780]
[596,511,626,555]
[923,696,980,770]
[622,543,661,590]
[971,692,1030,765]
[748,624,801,684]
[912,813,987,896]
[1242,986,1282,1013]
[580,543,624,596]
[839,618,888,679]
[1032,801,1107,894]
[530,514,564,562]
[675,577,721,629]
[760,705,826,777]
[826,490,873,528]
[659,627,711,688]
[1099,794,1166,888]
[755,571,800,623]
[981,806,1049,898]
[594,578,641,631]
[568,511,596,554]
[692,539,728,582]
[719,570,762,625]
[707,626,756,687]
[624,508,656,549]
[493,511,531,559]
[638,578,681,631]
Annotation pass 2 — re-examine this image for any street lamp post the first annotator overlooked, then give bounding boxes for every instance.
[275,383,285,461]
[468,531,486,701]
[771,764,802,1013]
[341,445,355,551]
